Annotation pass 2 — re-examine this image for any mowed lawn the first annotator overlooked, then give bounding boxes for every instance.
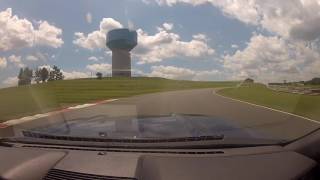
[218,84,320,121]
[0,77,238,122]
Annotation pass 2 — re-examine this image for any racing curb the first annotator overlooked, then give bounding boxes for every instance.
[0,99,118,128]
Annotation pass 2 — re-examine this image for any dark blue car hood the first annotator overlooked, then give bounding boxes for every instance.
[28,114,268,140]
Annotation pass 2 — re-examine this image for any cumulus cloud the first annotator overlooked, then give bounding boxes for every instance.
[149,65,223,80]
[74,19,214,63]
[86,63,112,72]
[162,22,174,30]
[88,56,99,61]
[134,25,214,64]
[231,44,238,49]
[62,71,90,79]
[0,8,63,51]
[148,0,320,42]
[223,34,320,82]
[8,55,24,68]
[35,21,64,48]
[148,0,260,24]
[26,55,39,61]
[193,70,225,81]
[73,18,123,50]
[0,57,7,69]
[2,76,18,87]
[290,17,320,41]
[145,0,320,82]
[38,64,53,71]
[149,65,196,80]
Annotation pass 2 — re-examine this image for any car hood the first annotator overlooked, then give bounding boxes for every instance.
[25,114,271,140]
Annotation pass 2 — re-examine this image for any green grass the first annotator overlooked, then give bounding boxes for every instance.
[218,83,320,121]
[0,77,238,122]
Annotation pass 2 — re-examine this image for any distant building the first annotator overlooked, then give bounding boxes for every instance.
[244,78,254,83]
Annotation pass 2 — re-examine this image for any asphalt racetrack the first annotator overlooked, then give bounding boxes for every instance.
[2,89,320,140]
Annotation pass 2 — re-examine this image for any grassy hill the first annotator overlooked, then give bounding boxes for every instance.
[0,77,238,122]
[218,83,320,121]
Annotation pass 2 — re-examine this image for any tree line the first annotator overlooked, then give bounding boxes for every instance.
[18,65,64,86]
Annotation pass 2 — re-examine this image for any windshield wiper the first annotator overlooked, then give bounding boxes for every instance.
[21,130,224,143]
[0,137,14,147]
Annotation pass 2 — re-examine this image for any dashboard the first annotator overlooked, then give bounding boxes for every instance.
[0,143,317,180]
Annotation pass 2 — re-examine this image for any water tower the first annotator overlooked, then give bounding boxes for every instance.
[106,28,137,77]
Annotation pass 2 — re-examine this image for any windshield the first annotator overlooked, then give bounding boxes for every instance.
[0,0,320,148]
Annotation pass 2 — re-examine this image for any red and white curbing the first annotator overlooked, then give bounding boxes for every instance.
[0,99,118,128]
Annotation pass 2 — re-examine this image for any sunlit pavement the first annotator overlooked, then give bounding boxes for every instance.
[1,88,319,140]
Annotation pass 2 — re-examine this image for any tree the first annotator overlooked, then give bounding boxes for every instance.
[244,78,254,83]
[96,72,103,80]
[40,68,49,82]
[48,71,55,81]
[18,68,23,81]
[18,67,33,86]
[48,65,64,81]
[34,69,41,84]
[306,77,320,85]
[53,66,64,80]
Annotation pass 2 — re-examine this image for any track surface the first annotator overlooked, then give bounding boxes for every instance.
[3,89,320,140]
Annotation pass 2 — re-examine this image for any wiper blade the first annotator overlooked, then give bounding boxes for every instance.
[0,138,14,147]
[22,130,224,143]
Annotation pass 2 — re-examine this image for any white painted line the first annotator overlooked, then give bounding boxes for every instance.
[213,90,320,125]
[0,99,118,127]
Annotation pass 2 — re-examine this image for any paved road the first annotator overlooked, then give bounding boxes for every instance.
[4,88,320,140]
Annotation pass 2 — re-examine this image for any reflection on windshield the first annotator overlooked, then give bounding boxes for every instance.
[28,114,252,139]
[0,0,320,148]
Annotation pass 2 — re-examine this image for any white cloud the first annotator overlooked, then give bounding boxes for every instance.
[35,21,64,48]
[38,65,53,71]
[74,18,214,63]
[73,18,123,50]
[192,33,207,41]
[0,57,7,69]
[26,55,39,61]
[86,63,112,72]
[145,0,320,82]
[36,65,90,80]
[193,70,225,81]
[163,22,174,30]
[134,27,214,64]
[34,52,49,61]
[86,12,92,24]
[73,31,105,50]
[2,76,18,87]
[88,56,99,61]
[223,34,320,82]
[148,0,320,42]
[105,50,112,57]
[8,55,24,68]
[149,65,196,80]
[62,71,90,80]
[231,44,238,49]
[132,69,147,76]
[149,65,223,80]
[0,8,63,51]
[149,0,259,24]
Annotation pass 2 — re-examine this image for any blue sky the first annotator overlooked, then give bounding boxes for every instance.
[1,0,320,87]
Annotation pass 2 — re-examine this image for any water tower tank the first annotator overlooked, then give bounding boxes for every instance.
[106,29,137,77]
